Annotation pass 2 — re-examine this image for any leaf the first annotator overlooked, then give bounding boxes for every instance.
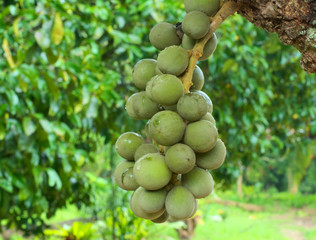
[39,119,53,133]
[0,124,5,140]
[22,117,37,136]
[0,179,13,193]
[13,18,19,37]
[51,12,64,45]
[2,38,15,68]
[46,168,62,190]
[35,30,51,49]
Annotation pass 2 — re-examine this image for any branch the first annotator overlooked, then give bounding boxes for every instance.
[181,1,241,93]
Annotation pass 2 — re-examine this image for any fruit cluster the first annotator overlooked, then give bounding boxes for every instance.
[114,0,226,223]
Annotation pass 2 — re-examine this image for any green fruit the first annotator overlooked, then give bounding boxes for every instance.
[155,64,163,75]
[196,139,226,169]
[165,143,196,174]
[182,11,210,40]
[115,132,144,160]
[152,211,169,223]
[130,187,165,220]
[114,161,139,191]
[133,153,172,190]
[193,90,213,113]
[139,188,167,213]
[145,76,156,100]
[184,120,218,153]
[182,33,217,61]
[149,111,186,146]
[163,104,178,112]
[132,91,160,119]
[149,22,181,50]
[134,143,159,161]
[165,186,195,220]
[182,166,214,198]
[177,92,208,121]
[191,65,204,90]
[200,112,216,125]
[189,199,198,218]
[184,0,220,17]
[157,46,189,76]
[132,59,157,90]
[147,74,184,105]
[125,94,141,120]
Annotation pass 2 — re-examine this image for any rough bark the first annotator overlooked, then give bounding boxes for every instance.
[236,0,316,73]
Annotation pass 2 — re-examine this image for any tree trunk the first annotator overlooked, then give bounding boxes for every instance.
[236,0,316,73]
[237,173,243,198]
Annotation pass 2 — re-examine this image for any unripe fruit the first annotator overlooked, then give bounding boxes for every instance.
[134,144,159,161]
[130,187,166,220]
[149,22,181,50]
[200,112,216,125]
[139,188,167,213]
[184,120,218,153]
[115,132,144,160]
[177,92,208,121]
[132,59,157,90]
[147,74,184,106]
[152,211,169,223]
[182,33,217,61]
[182,166,214,198]
[196,139,226,169]
[149,111,186,146]
[193,90,213,113]
[125,93,141,120]
[184,0,220,17]
[165,143,196,174]
[191,65,204,90]
[165,186,195,220]
[132,91,160,119]
[157,46,189,76]
[133,153,172,190]
[182,11,210,40]
[114,161,139,191]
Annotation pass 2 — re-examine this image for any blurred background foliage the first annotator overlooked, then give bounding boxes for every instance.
[0,0,315,239]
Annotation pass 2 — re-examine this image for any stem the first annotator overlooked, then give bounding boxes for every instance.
[181,1,241,93]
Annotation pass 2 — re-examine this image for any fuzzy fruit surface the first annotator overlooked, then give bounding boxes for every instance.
[134,143,159,161]
[114,161,138,191]
[149,22,181,50]
[182,11,210,39]
[177,92,208,121]
[191,65,204,91]
[184,0,220,17]
[139,188,167,213]
[125,93,141,120]
[200,112,216,125]
[132,91,159,120]
[115,132,144,160]
[193,90,213,113]
[196,139,226,169]
[132,59,157,90]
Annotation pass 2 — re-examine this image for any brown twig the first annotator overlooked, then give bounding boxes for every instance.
[180,1,241,93]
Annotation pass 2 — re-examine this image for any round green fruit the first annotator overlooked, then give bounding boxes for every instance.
[200,112,216,125]
[182,11,210,40]
[184,0,220,17]
[165,186,196,220]
[193,90,213,113]
[177,92,208,121]
[149,111,186,146]
[149,22,181,50]
[184,120,218,153]
[191,65,204,90]
[165,143,196,174]
[147,74,184,106]
[125,94,141,120]
[132,59,157,90]
[115,132,144,160]
[133,153,172,190]
[196,139,226,169]
[152,211,169,223]
[157,46,189,76]
[132,91,159,119]
[114,161,139,191]
[139,188,167,213]
[182,166,214,198]
[134,144,159,161]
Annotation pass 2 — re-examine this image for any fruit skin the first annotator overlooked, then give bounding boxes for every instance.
[152,211,169,223]
[115,132,144,160]
[182,33,217,61]
[181,166,214,198]
[200,112,216,125]
[184,120,218,153]
[196,139,226,169]
[122,167,140,191]
[191,65,204,90]
[157,46,189,76]
[134,144,159,161]
[148,111,186,146]
[114,161,139,191]
[147,74,184,106]
[165,186,195,220]
[133,153,172,190]
[184,0,220,17]
[165,143,196,174]
[125,93,141,120]
[139,188,167,213]
[182,11,210,40]
[132,59,157,90]
[132,91,160,119]
[177,92,208,121]
[149,22,181,50]
[130,187,166,220]
[193,90,213,113]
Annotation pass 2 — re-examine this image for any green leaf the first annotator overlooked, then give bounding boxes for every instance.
[0,179,13,193]
[0,124,5,140]
[22,117,37,136]
[51,12,64,45]
[39,119,53,133]
[35,30,51,49]
[46,168,62,190]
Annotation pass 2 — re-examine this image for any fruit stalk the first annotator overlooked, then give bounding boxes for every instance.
[181,1,241,93]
